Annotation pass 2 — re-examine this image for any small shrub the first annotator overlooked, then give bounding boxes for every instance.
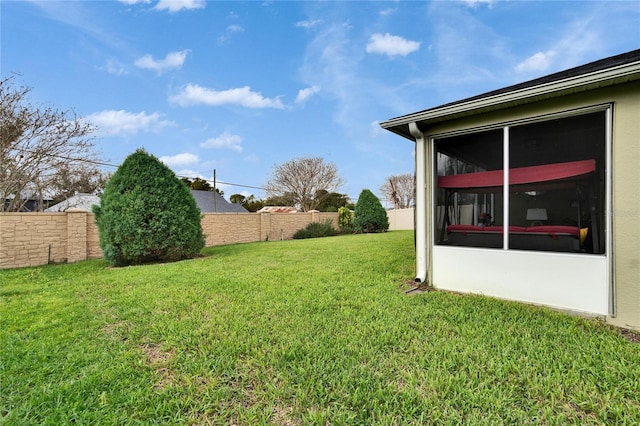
[293,219,337,239]
[353,189,389,233]
[93,149,205,266]
[338,206,353,233]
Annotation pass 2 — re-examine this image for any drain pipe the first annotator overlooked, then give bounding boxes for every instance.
[409,122,429,285]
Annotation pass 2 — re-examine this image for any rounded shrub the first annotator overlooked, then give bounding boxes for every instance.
[293,219,337,239]
[353,189,389,233]
[93,149,205,266]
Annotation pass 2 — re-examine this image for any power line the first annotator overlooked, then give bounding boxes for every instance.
[10,147,267,192]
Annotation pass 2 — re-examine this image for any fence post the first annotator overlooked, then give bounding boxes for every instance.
[261,212,271,241]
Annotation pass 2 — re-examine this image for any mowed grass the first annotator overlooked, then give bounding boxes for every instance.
[1,231,639,425]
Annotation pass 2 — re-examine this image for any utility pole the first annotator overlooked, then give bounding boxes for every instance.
[213,169,217,212]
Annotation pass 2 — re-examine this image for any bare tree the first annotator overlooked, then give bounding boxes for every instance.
[1,78,103,211]
[265,157,344,211]
[380,173,415,209]
[48,164,109,204]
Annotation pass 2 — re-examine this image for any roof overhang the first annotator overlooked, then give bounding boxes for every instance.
[380,58,640,141]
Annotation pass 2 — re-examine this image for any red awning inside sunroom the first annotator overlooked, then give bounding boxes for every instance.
[438,159,596,191]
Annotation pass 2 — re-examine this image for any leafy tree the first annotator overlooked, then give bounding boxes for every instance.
[229,193,246,204]
[379,173,415,209]
[1,77,104,211]
[180,177,223,195]
[229,193,259,212]
[265,157,344,211]
[338,206,353,232]
[315,190,352,212]
[230,193,265,212]
[353,189,389,233]
[264,193,296,207]
[243,196,265,212]
[93,149,204,266]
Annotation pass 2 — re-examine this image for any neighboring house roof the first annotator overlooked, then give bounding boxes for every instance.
[190,190,248,213]
[257,206,299,213]
[46,193,100,212]
[45,190,249,213]
[5,190,54,203]
[4,191,54,212]
[381,49,640,139]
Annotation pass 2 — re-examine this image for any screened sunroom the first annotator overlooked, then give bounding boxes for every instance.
[381,50,640,329]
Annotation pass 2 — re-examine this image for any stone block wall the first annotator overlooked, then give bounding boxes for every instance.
[0,213,68,268]
[1,211,339,269]
[200,213,262,246]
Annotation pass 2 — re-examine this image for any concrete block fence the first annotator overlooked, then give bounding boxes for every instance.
[0,211,339,269]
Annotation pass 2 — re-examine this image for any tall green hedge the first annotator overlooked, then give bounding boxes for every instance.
[353,189,389,233]
[93,149,204,266]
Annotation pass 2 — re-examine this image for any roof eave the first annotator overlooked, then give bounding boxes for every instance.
[380,61,640,141]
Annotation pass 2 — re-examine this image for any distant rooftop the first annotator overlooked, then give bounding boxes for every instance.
[257,206,299,213]
[190,190,248,213]
[45,193,100,212]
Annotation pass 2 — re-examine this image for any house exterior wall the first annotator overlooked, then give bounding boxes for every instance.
[0,211,339,269]
[419,80,640,329]
[610,82,640,329]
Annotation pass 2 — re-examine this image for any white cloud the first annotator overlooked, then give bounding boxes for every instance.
[87,110,175,136]
[30,1,123,52]
[169,84,285,109]
[101,59,128,76]
[369,120,384,137]
[366,33,421,57]
[463,0,493,8]
[243,154,259,163]
[175,169,205,179]
[295,86,320,104]
[515,50,557,74]
[118,0,151,5]
[154,0,206,12]
[295,19,321,29]
[159,153,199,168]
[200,131,243,152]
[134,50,189,74]
[298,21,375,130]
[379,8,396,17]
[217,25,244,45]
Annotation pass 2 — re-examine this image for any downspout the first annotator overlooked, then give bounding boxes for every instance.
[409,122,429,285]
[606,106,615,318]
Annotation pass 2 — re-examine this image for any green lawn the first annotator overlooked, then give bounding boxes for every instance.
[1,231,638,425]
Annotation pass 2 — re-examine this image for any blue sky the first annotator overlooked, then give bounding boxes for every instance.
[2,0,639,203]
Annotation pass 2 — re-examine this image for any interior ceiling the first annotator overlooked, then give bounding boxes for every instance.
[436,111,605,171]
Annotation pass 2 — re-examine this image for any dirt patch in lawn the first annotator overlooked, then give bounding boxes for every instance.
[140,343,178,389]
[620,328,640,344]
